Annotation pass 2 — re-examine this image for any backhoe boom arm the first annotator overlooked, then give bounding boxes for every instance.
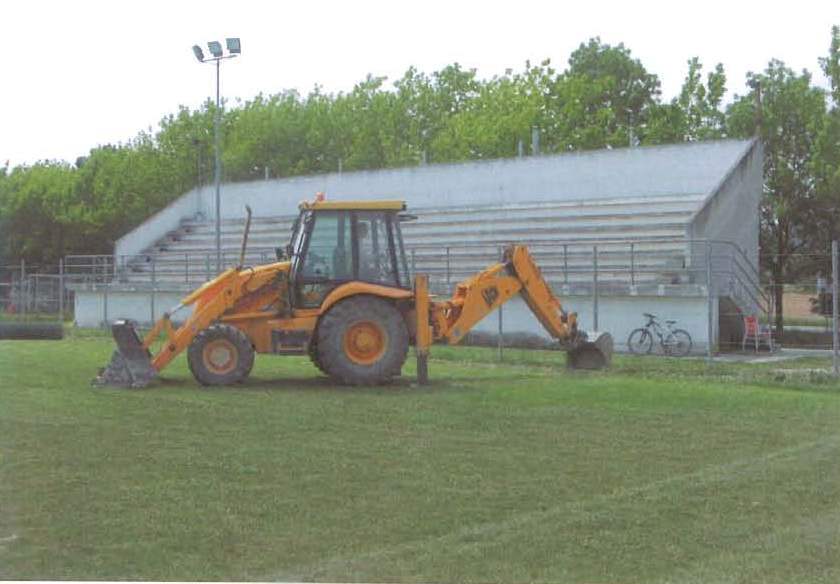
[432,245,578,345]
[423,244,611,370]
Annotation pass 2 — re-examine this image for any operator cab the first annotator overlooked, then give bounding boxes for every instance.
[287,199,412,308]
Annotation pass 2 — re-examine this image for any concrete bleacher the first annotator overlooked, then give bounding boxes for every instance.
[71,139,766,352]
[115,193,706,290]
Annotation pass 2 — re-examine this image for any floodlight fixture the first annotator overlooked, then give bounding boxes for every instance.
[192,45,205,62]
[207,41,223,58]
[226,37,241,54]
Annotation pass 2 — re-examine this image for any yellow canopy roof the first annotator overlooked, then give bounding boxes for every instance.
[298,199,406,211]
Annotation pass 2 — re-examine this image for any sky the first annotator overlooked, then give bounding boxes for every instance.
[2,0,839,168]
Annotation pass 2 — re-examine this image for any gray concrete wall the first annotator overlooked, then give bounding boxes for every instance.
[74,288,190,327]
[689,139,762,266]
[472,294,713,353]
[74,287,713,353]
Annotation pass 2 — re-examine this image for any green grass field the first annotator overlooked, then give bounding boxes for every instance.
[2,332,839,582]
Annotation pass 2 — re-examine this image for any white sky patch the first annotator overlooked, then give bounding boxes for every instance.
[1,0,837,167]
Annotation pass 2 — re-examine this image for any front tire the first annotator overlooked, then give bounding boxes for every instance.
[627,328,653,354]
[316,296,408,385]
[187,324,255,386]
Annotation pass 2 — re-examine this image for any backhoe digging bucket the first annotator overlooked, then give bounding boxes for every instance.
[93,320,157,388]
[567,331,613,370]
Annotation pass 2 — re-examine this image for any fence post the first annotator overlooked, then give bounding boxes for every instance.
[630,242,635,286]
[832,240,838,377]
[498,245,504,362]
[706,240,713,362]
[20,258,27,318]
[103,280,109,328]
[59,257,64,322]
[593,245,599,331]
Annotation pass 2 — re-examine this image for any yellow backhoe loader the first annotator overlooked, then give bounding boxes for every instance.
[95,198,613,388]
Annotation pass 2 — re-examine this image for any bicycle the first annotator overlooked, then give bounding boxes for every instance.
[627,313,693,356]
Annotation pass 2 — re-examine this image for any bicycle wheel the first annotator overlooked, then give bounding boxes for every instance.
[665,329,692,357]
[627,328,653,354]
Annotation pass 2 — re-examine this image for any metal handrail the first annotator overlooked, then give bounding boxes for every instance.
[62,238,770,321]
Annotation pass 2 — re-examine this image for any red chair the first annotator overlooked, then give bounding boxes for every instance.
[743,315,774,352]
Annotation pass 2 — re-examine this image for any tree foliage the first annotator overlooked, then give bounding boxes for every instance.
[2,30,839,290]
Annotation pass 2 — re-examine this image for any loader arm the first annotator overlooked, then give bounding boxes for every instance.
[95,262,289,387]
[427,244,611,369]
[151,263,289,369]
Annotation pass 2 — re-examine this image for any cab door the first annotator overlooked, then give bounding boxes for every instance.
[292,210,353,308]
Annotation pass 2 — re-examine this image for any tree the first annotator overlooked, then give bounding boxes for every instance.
[819,25,840,106]
[647,58,727,143]
[563,38,661,147]
[727,60,827,338]
[810,25,840,275]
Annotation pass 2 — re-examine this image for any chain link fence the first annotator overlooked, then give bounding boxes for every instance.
[0,261,71,323]
[4,240,838,376]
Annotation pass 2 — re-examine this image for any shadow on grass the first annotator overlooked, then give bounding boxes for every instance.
[94,373,476,396]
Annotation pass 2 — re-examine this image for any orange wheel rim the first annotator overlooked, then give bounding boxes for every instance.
[202,339,238,375]
[343,321,387,365]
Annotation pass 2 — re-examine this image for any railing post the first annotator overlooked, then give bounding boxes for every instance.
[150,255,156,324]
[185,253,189,284]
[706,240,713,362]
[411,249,416,281]
[563,244,569,285]
[593,245,599,331]
[205,253,211,280]
[630,242,635,286]
[445,246,451,289]
[832,240,838,377]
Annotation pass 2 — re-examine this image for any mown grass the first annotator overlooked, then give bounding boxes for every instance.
[1,335,839,582]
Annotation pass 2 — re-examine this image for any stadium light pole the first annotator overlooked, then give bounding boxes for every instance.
[192,38,241,273]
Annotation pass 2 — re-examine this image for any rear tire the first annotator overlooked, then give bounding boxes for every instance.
[665,329,692,357]
[627,328,653,354]
[188,324,255,386]
[316,296,408,385]
[308,338,328,375]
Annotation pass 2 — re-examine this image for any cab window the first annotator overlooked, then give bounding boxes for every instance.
[355,212,397,286]
[296,212,351,307]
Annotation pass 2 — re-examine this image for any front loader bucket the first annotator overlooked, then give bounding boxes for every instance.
[93,320,157,388]
[567,331,613,370]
